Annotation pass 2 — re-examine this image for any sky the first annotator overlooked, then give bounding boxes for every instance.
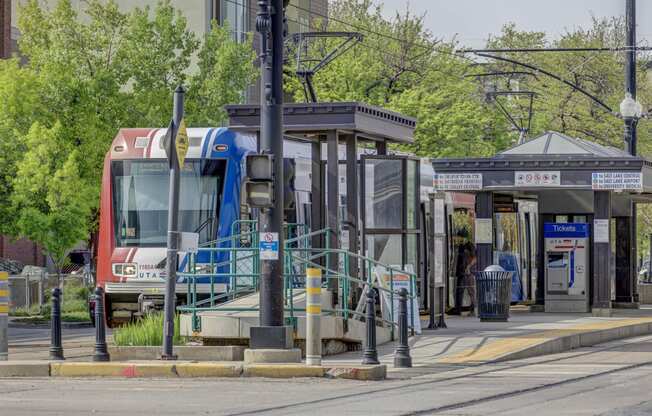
[379,0,652,48]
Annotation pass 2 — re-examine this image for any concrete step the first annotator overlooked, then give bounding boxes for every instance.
[180,290,393,347]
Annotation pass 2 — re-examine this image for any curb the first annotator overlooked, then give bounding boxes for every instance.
[0,361,51,377]
[438,318,652,364]
[9,321,93,329]
[42,361,386,380]
[108,346,246,362]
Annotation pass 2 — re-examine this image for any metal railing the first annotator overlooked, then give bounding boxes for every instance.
[177,225,418,338]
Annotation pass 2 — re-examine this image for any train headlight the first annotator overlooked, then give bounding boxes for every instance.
[113,263,137,277]
[194,264,215,274]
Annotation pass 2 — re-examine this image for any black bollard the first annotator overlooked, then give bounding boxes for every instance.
[437,286,447,329]
[394,288,412,368]
[49,288,64,360]
[93,287,110,362]
[362,288,379,365]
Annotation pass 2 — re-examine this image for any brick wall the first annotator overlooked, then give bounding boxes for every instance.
[0,0,10,58]
[0,236,47,267]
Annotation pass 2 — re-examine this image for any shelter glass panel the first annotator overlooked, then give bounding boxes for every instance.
[406,159,417,229]
[366,234,402,267]
[494,212,522,292]
[364,159,403,229]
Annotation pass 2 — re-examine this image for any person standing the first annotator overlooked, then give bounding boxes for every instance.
[451,229,477,315]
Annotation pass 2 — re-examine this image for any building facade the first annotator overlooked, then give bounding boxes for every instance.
[0,0,17,59]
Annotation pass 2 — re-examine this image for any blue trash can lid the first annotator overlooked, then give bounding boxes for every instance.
[484,265,506,272]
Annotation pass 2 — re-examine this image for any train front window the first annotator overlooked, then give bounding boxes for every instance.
[112,159,226,247]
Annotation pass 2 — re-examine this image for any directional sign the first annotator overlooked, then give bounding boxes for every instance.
[435,173,482,190]
[259,232,279,260]
[592,172,642,191]
[175,118,189,168]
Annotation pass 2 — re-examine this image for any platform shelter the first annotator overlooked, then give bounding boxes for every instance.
[432,131,652,314]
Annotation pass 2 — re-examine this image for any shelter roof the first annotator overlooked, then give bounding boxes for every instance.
[226,102,415,144]
[499,131,630,158]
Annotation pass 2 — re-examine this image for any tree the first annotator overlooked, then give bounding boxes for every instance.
[0,0,258,267]
[284,0,511,157]
[484,20,652,257]
[186,22,257,126]
[11,123,93,283]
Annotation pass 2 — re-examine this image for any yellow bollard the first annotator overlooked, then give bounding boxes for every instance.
[305,268,322,366]
[0,271,8,361]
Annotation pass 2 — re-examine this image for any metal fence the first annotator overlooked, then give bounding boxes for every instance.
[8,273,87,311]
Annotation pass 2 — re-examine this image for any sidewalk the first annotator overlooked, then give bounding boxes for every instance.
[325,307,652,371]
[5,307,652,379]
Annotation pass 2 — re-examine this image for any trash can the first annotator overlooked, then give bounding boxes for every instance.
[475,265,512,322]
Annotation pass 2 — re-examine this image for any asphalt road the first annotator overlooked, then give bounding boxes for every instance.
[4,335,652,415]
[8,324,98,361]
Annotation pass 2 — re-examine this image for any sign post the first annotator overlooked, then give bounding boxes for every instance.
[161,86,186,360]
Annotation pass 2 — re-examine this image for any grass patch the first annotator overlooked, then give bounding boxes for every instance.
[113,313,185,346]
[11,311,89,324]
[62,310,90,322]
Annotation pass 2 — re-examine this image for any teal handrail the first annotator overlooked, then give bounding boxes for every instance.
[179,225,419,337]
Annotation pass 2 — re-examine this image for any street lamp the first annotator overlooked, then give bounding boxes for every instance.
[620,92,644,155]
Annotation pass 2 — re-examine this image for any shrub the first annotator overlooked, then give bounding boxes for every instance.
[113,313,184,346]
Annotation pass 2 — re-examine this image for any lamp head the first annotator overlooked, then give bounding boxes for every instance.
[620,92,643,118]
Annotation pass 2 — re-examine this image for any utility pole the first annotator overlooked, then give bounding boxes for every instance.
[625,0,637,155]
[626,0,638,305]
[249,0,291,350]
[161,86,185,360]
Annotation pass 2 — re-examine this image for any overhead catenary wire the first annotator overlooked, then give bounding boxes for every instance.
[222,0,463,68]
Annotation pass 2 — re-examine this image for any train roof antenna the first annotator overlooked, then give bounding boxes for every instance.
[287,32,363,103]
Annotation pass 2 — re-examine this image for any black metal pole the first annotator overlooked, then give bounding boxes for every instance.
[161,86,185,360]
[362,289,379,365]
[255,0,285,334]
[626,0,639,304]
[93,287,110,362]
[394,288,412,368]
[438,286,447,328]
[49,288,64,360]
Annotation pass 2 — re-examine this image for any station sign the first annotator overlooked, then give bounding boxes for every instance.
[175,118,189,169]
[543,223,589,238]
[434,173,482,191]
[592,172,642,191]
[259,232,279,260]
[515,171,560,187]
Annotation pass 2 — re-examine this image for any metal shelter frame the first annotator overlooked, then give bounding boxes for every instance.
[226,102,416,306]
[432,131,652,313]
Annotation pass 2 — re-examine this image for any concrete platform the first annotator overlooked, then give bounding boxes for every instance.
[244,348,301,364]
[180,290,393,347]
[325,307,652,370]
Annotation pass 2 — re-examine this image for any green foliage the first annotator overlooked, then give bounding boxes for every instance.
[11,123,94,274]
[0,0,257,263]
[284,0,511,157]
[113,313,183,346]
[485,21,652,256]
[186,22,257,126]
[484,20,646,149]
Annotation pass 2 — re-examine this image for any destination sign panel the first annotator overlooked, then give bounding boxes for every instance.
[592,172,642,191]
[434,173,483,190]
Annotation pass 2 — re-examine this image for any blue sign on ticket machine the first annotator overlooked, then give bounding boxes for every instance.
[544,223,590,313]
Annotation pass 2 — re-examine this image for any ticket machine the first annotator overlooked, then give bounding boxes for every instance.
[544,223,590,312]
